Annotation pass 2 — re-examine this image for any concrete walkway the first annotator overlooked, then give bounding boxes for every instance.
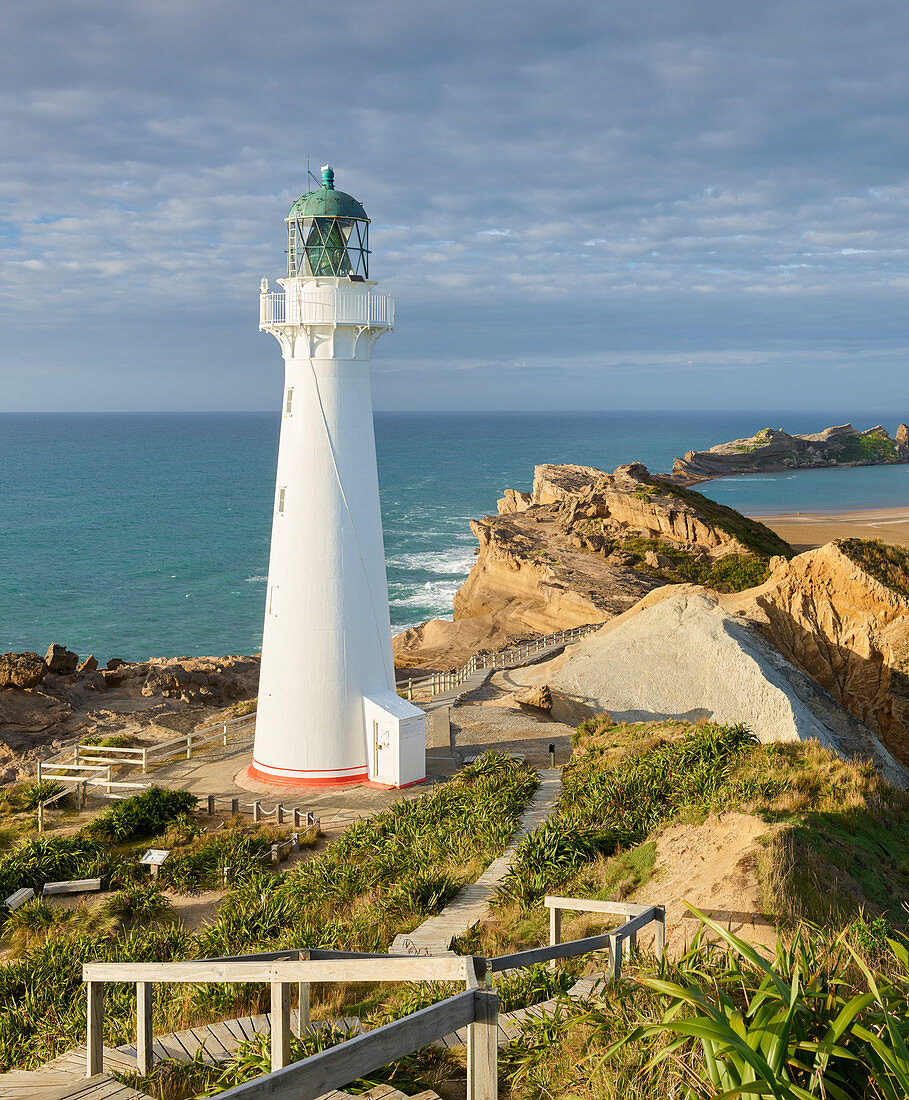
[389,768,562,956]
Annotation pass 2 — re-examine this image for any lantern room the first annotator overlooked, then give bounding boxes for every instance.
[285,165,370,279]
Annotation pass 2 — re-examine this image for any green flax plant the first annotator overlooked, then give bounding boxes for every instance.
[600,906,909,1100]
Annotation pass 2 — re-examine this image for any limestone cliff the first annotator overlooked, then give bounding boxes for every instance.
[673,422,909,483]
[728,540,909,766]
[393,462,790,670]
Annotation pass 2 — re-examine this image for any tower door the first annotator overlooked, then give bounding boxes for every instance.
[372,718,392,782]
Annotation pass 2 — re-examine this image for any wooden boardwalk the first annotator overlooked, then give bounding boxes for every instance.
[390,769,562,956]
[3,963,613,1098]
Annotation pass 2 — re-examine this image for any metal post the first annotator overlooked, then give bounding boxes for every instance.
[270,981,291,1071]
[549,904,561,971]
[467,989,499,1100]
[87,981,104,1077]
[137,981,153,1076]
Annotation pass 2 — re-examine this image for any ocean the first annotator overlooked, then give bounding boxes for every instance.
[1,410,906,662]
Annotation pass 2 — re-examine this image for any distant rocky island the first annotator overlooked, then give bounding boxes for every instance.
[672,422,909,483]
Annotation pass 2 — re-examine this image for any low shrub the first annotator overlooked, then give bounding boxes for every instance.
[19,781,64,812]
[85,787,199,842]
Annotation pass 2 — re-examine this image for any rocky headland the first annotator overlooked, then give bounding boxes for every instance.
[672,422,909,483]
[393,461,791,669]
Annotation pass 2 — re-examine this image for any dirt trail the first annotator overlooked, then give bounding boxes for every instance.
[637,811,779,956]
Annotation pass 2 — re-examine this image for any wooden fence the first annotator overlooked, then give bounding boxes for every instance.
[400,622,603,700]
[80,896,664,1099]
[82,949,493,1096]
[40,711,257,781]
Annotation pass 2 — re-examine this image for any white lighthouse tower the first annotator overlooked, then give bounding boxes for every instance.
[250,167,426,789]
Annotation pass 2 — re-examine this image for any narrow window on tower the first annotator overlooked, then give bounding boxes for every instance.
[284,387,294,415]
[277,487,286,513]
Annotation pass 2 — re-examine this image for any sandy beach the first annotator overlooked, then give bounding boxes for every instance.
[758,506,909,553]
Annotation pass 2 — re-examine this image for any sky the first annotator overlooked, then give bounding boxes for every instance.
[2,0,909,412]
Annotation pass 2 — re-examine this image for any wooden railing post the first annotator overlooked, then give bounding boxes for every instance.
[654,905,666,963]
[293,807,301,828]
[207,794,215,815]
[142,747,148,774]
[37,802,44,833]
[186,733,193,760]
[467,989,499,1100]
[37,760,42,783]
[277,804,284,824]
[253,800,261,822]
[87,980,104,1077]
[296,948,311,1037]
[548,903,561,971]
[607,933,621,983]
[231,797,239,816]
[137,981,153,1075]
[270,980,291,1071]
[223,722,229,747]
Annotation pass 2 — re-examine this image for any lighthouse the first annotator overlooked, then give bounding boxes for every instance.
[250,167,426,789]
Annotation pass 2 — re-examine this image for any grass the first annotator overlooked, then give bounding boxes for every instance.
[637,471,793,560]
[620,535,772,592]
[836,538,909,601]
[0,753,539,1072]
[501,915,909,1100]
[836,430,898,464]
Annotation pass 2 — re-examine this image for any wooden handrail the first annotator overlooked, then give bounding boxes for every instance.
[83,952,489,1084]
[215,990,495,1100]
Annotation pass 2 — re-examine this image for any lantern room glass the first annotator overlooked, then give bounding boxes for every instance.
[286,216,369,279]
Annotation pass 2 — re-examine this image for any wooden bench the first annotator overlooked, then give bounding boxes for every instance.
[4,887,34,910]
[43,879,102,896]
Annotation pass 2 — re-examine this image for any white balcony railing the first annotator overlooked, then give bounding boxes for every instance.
[259,288,395,330]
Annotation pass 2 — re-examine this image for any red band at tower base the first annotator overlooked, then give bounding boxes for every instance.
[246,760,369,788]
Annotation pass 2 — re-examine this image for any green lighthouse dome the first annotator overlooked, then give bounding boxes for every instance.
[285,166,371,279]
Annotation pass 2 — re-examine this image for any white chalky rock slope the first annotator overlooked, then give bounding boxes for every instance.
[530,586,906,787]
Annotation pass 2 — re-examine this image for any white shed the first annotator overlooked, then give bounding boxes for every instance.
[363,691,426,788]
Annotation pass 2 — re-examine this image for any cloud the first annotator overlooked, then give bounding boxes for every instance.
[2,0,909,410]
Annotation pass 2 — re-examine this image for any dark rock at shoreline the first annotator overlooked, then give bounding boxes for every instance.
[45,644,78,674]
[0,653,47,690]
